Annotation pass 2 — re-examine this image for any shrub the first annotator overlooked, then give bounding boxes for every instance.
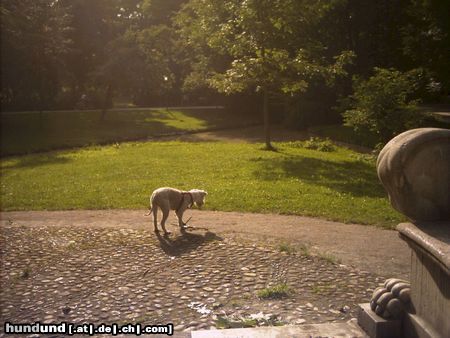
[303,137,336,152]
[342,68,424,145]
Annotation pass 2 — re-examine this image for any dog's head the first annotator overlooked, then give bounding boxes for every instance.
[189,189,208,208]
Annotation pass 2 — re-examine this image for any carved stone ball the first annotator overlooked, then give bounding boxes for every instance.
[370,278,411,319]
[377,128,450,221]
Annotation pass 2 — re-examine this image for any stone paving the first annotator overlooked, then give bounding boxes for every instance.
[0,224,385,335]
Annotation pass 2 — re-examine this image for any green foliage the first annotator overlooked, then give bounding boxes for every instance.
[97,24,175,105]
[1,0,72,110]
[2,0,449,112]
[402,0,450,95]
[342,68,424,144]
[176,0,353,97]
[309,125,379,149]
[174,0,356,147]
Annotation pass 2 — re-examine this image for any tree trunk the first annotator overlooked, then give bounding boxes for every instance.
[39,110,44,129]
[263,89,273,150]
[38,90,45,129]
[100,84,113,121]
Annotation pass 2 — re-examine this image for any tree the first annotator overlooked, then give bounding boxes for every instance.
[342,68,424,146]
[93,0,183,115]
[176,0,353,149]
[94,25,175,115]
[401,0,450,98]
[311,0,450,100]
[59,0,127,108]
[1,0,72,111]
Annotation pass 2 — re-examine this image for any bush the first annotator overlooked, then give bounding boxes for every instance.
[285,138,336,152]
[303,137,336,152]
[342,68,424,145]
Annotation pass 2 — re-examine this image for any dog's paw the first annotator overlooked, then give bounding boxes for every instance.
[154,228,160,233]
[163,231,172,236]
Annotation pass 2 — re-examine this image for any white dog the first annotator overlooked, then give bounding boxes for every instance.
[147,187,207,235]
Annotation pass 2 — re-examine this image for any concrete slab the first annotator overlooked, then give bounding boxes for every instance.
[191,319,368,338]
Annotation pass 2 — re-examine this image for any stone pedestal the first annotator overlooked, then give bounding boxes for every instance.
[397,222,450,338]
[358,303,401,338]
[358,128,450,338]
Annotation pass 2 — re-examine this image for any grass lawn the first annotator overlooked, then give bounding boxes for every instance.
[0,140,404,229]
[1,107,257,156]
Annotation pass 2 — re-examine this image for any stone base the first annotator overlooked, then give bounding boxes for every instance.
[403,312,443,338]
[397,222,450,337]
[357,303,401,338]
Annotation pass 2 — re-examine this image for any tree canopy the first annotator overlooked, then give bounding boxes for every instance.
[176,0,356,147]
[1,0,449,137]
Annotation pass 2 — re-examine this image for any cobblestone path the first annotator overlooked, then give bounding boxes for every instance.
[0,224,384,334]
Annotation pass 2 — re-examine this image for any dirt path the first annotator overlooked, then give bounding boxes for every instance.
[168,125,311,143]
[0,209,410,279]
[158,124,373,153]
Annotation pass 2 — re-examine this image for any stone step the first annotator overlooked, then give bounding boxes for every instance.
[191,319,368,338]
[99,320,367,338]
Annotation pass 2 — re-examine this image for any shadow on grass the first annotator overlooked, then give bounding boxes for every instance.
[155,229,223,257]
[1,108,257,156]
[310,125,379,149]
[1,153,72,170]
[253,155,385,198]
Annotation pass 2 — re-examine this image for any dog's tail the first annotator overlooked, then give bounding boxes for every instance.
[144,192,155,216]
[144,207,152,216]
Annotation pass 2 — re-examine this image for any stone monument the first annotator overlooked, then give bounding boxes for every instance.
[358,128,450,338]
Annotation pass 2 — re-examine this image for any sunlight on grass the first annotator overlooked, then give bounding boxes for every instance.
[0,140,404,228]
[148,110,207,130]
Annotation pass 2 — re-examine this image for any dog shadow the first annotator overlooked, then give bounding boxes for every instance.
[155,228,223,257]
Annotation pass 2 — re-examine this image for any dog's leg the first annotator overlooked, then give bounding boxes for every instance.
[160,208,171,235]
[152,205,159,232]
[176,209,186,229]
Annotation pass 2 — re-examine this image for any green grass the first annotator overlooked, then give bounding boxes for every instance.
[298,244,311,257]
[257,283,292,299]
[216,316,258,329]
[0,107,257,156]
[277,242,340,263]
[0,140,404,228]
[277,242,297,254]
[311,282,334,295]
[318,252,341,265]
[277,242,310,256]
